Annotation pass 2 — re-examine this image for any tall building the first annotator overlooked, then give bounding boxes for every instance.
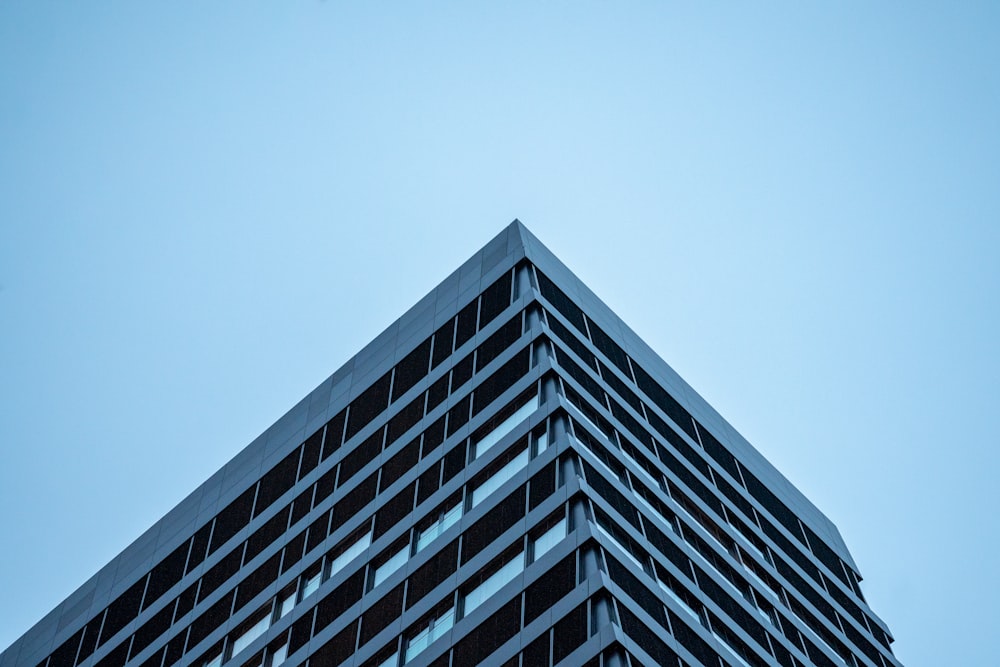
[1,221,901,667]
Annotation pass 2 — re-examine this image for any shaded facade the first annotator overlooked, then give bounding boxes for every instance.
[1,222,901,667]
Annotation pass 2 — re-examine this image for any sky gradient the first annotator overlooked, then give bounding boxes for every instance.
[2,3,998,664]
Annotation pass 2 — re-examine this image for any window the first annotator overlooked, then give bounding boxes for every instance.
[463,552,525,615]
[416,503,462,552]
[470,448,530,508]
[531,518,567,561]
[300,570,321,601]
[405,607,455,662]
[203,652,223,667]
[277,590,295,619]
[376,651,400,667]
[658,577,700,624]
[373,544,409,588]
[534,428,549,455]
[268,642,288,666]
[330,532,372,577]
[713,630,752,667]
[473,395,538,459]
[231,613,270,655]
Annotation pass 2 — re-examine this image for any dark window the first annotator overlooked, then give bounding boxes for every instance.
[198,546,243,603]
[417,462,442,504]
[552,602,588,664]
[186,523,211,574]
[524,552,577,625]
[254,450,301,518]
[644,521,691,575]
[334,472,378,526]
[374,482,416,539]
[393,338,432,402]
[280,531,306,574]
[421,416,446,457]
[406,539,459,609]
[452,597,522,667]
[476,316,521,372]
[606,554,665,626]
[235,552,281,611]
[556,348,605,407]
[290,487,313,526]
[346,371,392,440]
[582,462,640,530]
[617,605,680,667]
[529,460,557,510]
[360,582,405,645]
[666,608,718,666]
[94,639,129,667]
[587,317,631,379]
[431,319,456,369]
[447,395,471,437]
[339,427,384,486]
[695,423,740,481]
[451,353,474,392]
[461,485,526,564]
[48,628,82,667]
[648,413,711,480]
[536,270,585,332]
[321,409,346,462]
[209,486,257,555]
[299,426,324,480]
[455,299,479,350]
[287,607,316,655]
[546,311,596,369]
[472,347,531,416]
[98,577,146,647]
[309,619,359,667]
[142,540,190,610]
[523,631,550,666]
[426,373,450,413]
[138,646,165,667]
[388,395,425,446]
[77,620,101,664]
[187,590,234,651]
[631,363,697,441]
[314,569,365,636]
[380,438,420,492]
[479,271,513,329]
[306,510,332,553]
[314,466,338,507]
[174,584,196,622]
[442,442,467,485]
[130,601,175,658]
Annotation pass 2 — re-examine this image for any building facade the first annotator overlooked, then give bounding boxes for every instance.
[1,222,901,667]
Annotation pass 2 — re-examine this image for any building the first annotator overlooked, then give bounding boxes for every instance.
[1,221,901,667]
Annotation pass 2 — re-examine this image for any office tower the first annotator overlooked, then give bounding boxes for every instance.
[1,221,901,667]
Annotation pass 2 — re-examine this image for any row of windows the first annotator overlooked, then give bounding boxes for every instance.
[545,322,894,658]
[101,373,547,667]
[534,267,873,603]
[574,426,884,667]
[59,322,536,667]
[227,486,575,667]
[39,269,521,667]
[553,343,894,667]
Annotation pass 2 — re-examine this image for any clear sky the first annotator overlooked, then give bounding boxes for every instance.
[1,3,997,664]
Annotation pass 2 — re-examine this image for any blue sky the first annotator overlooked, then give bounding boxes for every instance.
[1,3,998,664]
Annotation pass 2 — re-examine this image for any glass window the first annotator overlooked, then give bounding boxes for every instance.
[416,504,462,552]
[331,532,372,577]
[277,590,295,619]
[203,652,223,667]
[373,545,409,588]
[405,607,455,662]
[376,651,400,667]
[534,428,549,455]
[463,553,525,615]
[232,614,271,655]
[713,631,752,667]
[531,518,567,561]
[593,520,645,571]
[658,578,700,623]
[473,395,538,459]
[470,448,530,508]
[300,571,321,601]
[269,642,288,666]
